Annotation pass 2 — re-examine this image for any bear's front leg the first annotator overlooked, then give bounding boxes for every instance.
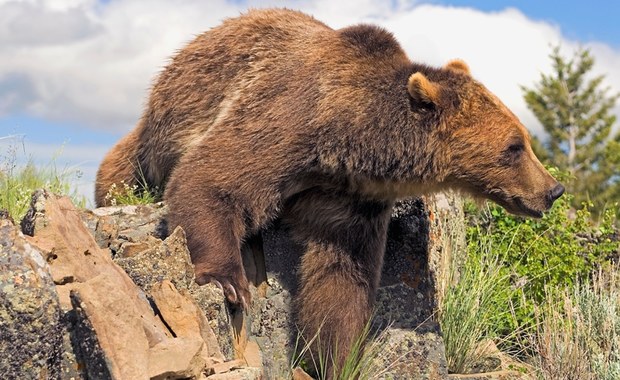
[166,179,252,308]
[162,132,296,310]
[286,191,392,376]
[163,145,259,309]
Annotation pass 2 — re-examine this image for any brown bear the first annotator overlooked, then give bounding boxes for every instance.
[96,8,564,372]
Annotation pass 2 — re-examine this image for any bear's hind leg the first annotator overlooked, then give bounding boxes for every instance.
[95,130,141,206]
[287,191,392,376]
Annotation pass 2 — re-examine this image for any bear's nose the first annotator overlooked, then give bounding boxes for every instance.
[548,183,565,202]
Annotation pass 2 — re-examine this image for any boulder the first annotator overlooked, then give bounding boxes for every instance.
[18,191,236,379]
[0,192,464,379]
[0,216,63,379]
[150,280,224,361]
[72,191,466,379]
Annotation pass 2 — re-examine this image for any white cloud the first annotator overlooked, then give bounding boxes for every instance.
[2,0,618,135]
[1,0,241,131]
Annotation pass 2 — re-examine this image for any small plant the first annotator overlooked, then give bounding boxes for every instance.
[532,267,620,380]
[103,162,160,206]
[291,318,401,379]
[103,180,158,206]
[439,240,517,374]
[0,138,85,220]
[465,168,620,337]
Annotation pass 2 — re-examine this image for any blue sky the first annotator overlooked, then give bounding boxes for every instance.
[1,0,619,204]
[432,1,620,47]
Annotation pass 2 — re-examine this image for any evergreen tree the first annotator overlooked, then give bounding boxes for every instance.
[522,46,619,213]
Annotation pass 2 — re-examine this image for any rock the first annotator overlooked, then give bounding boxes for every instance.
[370,194,463,379]
[149,338,206,380]
[292,367,314,380]
[21,191,170,334]
[0,217,63,379]
[151,280,224,360]
[206,366,262,380]
[425,192,467,309]
[241,340,263,369]
[246,229,298,378]
[80,202,168,253]
[54,190,464,379]
[22,191,110,288]
[370,328,447,379]
[242,193,465,379]
[112,219,235,360]
[189,284,237,361]
[70,273,151,379]
[20,191,184,378]
[447,340,535,380]
[115,226,195,292]
[448,371,526,380]
[209,359,247,374]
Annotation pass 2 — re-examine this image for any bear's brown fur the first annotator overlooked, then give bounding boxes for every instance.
[96,8,563,371]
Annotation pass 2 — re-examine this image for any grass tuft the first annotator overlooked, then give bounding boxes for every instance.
[439,239,517,374]
[103,162,160,206]
[532,267,620,380]
[0,138,85,221]
[291,317,401,379]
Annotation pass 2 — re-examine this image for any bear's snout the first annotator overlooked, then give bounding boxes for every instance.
[547,183,565,205]
[549,183,565,203]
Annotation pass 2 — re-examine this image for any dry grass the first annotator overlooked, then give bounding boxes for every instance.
[532,267,620,380]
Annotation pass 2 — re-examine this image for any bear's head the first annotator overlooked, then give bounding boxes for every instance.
[408,60,564,217]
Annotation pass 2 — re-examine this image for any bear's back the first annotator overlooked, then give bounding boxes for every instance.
[136,9,410,188]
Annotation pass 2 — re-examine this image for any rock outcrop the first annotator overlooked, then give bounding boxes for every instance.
[11,191,259,379]
[1,190,466,379]
[0,214,63,379]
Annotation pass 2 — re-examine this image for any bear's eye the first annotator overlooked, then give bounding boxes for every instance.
[507,143,524,153]
[502,142,524,165]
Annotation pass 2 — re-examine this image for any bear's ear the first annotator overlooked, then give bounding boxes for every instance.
[407,72,440,104]
[444,59,471,75]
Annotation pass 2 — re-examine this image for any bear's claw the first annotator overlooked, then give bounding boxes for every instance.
[196,273,251,311]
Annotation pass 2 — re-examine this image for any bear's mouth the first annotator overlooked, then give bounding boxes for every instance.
[485,189,545,218]
[510,197,544,218]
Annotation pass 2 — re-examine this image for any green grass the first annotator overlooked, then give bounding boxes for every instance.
[438,238,519,374]
[446,187,620,378]
[291,318,401,380]
[102,162,160,206]
[0,140,86,220]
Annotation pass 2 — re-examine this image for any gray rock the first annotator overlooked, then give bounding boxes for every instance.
[246,230,297,378]
[246,193,465,379]
[80,202,168,254]
[0,217,63,379]
[107,214,236,361]
[190,284,237,361]
[115,226,195,293]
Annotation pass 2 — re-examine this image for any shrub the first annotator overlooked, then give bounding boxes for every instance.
[533,268,620,380]
[465,172,620,335]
